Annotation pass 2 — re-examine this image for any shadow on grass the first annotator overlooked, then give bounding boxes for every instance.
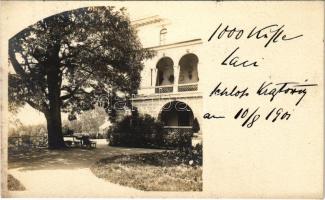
[8,144,165,171]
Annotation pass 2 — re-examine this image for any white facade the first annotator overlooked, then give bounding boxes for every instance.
[131,16,203,139]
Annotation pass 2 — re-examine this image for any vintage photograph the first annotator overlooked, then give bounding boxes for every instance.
[3,1,324,198]
[6,3,203,196]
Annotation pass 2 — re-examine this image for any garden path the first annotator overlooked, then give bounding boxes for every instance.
[7,140,163,197]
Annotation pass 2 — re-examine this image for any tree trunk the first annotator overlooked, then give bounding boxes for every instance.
[45,108,66,149]
[45,49,66,149]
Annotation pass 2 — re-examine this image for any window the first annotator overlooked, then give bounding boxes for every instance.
[159,28,167,45]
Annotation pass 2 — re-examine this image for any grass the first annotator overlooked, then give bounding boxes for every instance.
[91,150,202,191]
[7,174,25,191]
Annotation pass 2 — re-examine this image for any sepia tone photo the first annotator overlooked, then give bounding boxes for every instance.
[4,3,203,197]
[1,1,324,198]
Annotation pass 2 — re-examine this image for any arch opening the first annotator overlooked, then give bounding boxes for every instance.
[159,101,194,127]
[155,57,174,93]
[178,53,199,84]
[178,53,199,92]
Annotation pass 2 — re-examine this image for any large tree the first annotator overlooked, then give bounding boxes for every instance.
[9,6,154,149]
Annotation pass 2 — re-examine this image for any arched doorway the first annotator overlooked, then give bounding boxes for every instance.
[155,57,174,93]
[159,101,194,127]
[178,53,199,92]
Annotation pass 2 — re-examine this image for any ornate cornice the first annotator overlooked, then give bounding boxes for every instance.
[147,39,203,51]
[131,15,165,28]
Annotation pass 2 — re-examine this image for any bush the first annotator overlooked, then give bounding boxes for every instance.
[107,114,164,148]
[192,118,200,133]
[9,124,47,137]
[191,143,203,165]
[163,128,193,148]
[88,133,106,139]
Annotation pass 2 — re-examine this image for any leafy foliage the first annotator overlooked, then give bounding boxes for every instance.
[108,110,194,148]
[62,106,108,138]
[162,128,193,148]
[8,6,154,147]
[107,113,164,147]
[9,124,47,137]
[192,117,200,133]
[9,6,154,115]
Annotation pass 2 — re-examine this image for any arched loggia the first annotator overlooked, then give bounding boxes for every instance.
[178,53,199,84]
[159,101,194,127]
[155,57,174,93]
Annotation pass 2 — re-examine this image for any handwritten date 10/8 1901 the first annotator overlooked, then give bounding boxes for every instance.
[203,107,291,128]
[234,107,291,128]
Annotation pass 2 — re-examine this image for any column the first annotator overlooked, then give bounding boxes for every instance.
[173,65,180,93]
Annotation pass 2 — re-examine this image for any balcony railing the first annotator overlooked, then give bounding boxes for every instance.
[138,83,199,96]
[155,85,173,93]
[178,83,198,92]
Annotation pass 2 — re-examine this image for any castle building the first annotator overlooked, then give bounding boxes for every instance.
[131,16,203,143]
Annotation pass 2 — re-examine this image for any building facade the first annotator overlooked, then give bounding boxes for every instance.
[131,16,203,143]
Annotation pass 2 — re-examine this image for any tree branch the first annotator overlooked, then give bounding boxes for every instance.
[8,39,28,77]
[25,99,48,114]
[60,72,93,100]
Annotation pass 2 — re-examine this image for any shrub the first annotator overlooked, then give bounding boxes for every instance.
[88,133,105,139]
[163,128,193,148]
[192,118,200,133]
[107,114,164,148]
[192,143,203,165]
[9,124,47,137]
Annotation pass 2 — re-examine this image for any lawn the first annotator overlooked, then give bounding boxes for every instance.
[90,149,202,191]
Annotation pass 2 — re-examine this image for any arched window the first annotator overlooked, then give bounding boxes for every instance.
[178,53,199,92]
[178,53,199,84]
[159,27,167,45]
[155,57,174,93]
[156,57,174,86]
